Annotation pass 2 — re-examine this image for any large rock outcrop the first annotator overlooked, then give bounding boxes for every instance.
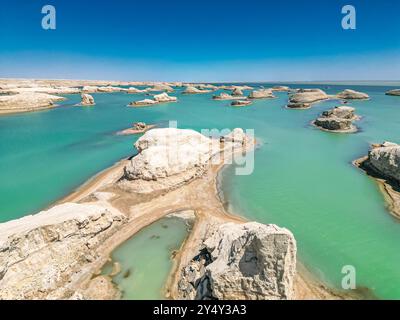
[248,89,275,99]
[120,128,249,193]
[287,89,328,109]
[0,92,66,114]
[313,106,359,133]
[364,142,400,184]
[336,89,369,100]
[0,203,127,300]
[177,222,297,300]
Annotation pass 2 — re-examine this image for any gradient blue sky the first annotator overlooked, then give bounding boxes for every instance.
[0,0,399,81]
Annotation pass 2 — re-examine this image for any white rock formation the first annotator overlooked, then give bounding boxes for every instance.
[182,86,211,94]
[0,92,66,114]
[336,89,369,100]
[231,100,252,107]
[232,87,244,96]
[0,203,127,300]
[366,143,400,183]
[177,222,297,300]
[121,128,249,192]
[148,84,174,92]
[129,99,158,107]
[97,86,125,93]
[213,92,244,100]
[272,86,290,92]
[82,86,99,93]
[123,128,219,183]
[287,89,328,108]
[386,89,400,96]
[153,92,178,103]
[248,89,275,99]
[0,86,80,95]
[313,106,359,133]
[80,93,95,106]
[126,87,148,94]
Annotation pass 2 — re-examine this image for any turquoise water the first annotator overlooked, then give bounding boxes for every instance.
[1,84,400,298]
[102,217,188,300]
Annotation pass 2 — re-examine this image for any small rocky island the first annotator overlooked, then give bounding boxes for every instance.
[212,92,244,100]
[231,100,252,107]
[386,89,400,96]
[355,142,400,218]
[0,92,66,114]
[80,93,95,106]
[336,89,369,100]
[313,106,360,133]
[287,89,329,109]
[117,122,155,135]
[182,86,211,94]
[248,88,275,99]
[129,92,178,107]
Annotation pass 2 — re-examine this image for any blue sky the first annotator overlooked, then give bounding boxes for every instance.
[0,0,399,81]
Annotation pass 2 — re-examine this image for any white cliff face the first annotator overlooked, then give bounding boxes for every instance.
[178,222,297,300]
[0,92,66,114]
[336,89,369,100]
[287,89,328,108]
[80,93,95,106]
[368,143,400,183]
[0,203,127,300]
